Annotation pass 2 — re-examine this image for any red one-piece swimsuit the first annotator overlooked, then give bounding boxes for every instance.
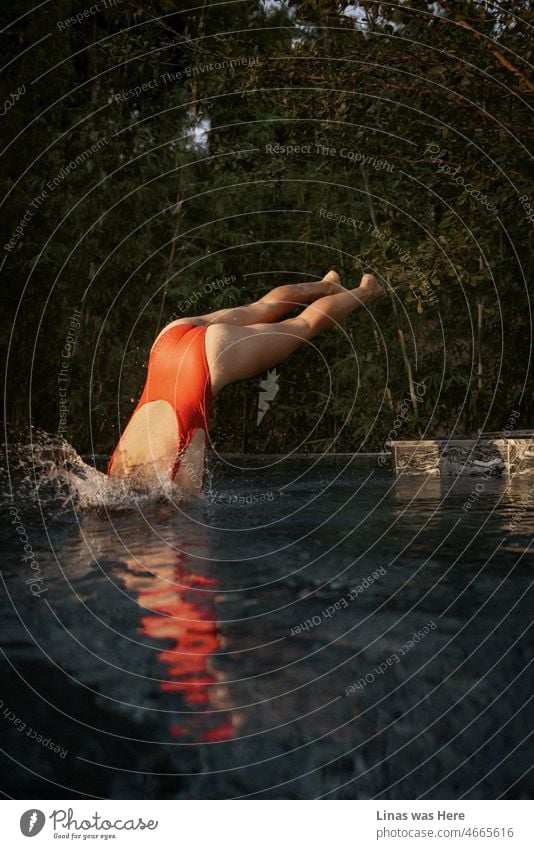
[108,323,213,480]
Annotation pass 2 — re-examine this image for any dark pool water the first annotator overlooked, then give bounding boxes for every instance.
[1,451,533,799]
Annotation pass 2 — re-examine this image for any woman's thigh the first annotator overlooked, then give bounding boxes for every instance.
[205,319,310,394]
[109,400,178,479]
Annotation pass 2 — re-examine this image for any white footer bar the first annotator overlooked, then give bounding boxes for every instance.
[4,800,532,848]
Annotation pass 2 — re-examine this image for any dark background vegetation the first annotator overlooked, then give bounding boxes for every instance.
[1,0,532,458]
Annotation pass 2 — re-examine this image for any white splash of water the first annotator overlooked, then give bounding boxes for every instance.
[1,431,190,514]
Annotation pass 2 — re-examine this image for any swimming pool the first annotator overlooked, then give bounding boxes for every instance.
[1,451,533,799]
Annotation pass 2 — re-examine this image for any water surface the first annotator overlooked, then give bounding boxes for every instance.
[1,448,533,799]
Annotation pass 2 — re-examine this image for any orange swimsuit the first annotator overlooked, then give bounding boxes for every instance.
[108,323,213,480]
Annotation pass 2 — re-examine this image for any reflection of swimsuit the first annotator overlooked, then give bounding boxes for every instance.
[107,323,213,480]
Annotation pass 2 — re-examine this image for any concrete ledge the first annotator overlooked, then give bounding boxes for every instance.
[216,452,391,470]
[392,436,534,477]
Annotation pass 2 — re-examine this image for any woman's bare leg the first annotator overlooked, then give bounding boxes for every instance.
[205,274,385,393]
[191,270,344,326]
[152,272,344,349]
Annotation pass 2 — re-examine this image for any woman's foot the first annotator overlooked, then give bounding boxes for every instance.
[320,269,345,295]
[288,270,344,304]
[260,270,347,312]
[358,273,387,301]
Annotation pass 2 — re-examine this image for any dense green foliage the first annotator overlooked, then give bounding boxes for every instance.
[1,0,532,456]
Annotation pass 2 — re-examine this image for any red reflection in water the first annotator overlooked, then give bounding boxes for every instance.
[138,561,235,742]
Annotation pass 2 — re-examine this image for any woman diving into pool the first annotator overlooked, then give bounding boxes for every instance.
[107,270,386,494]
